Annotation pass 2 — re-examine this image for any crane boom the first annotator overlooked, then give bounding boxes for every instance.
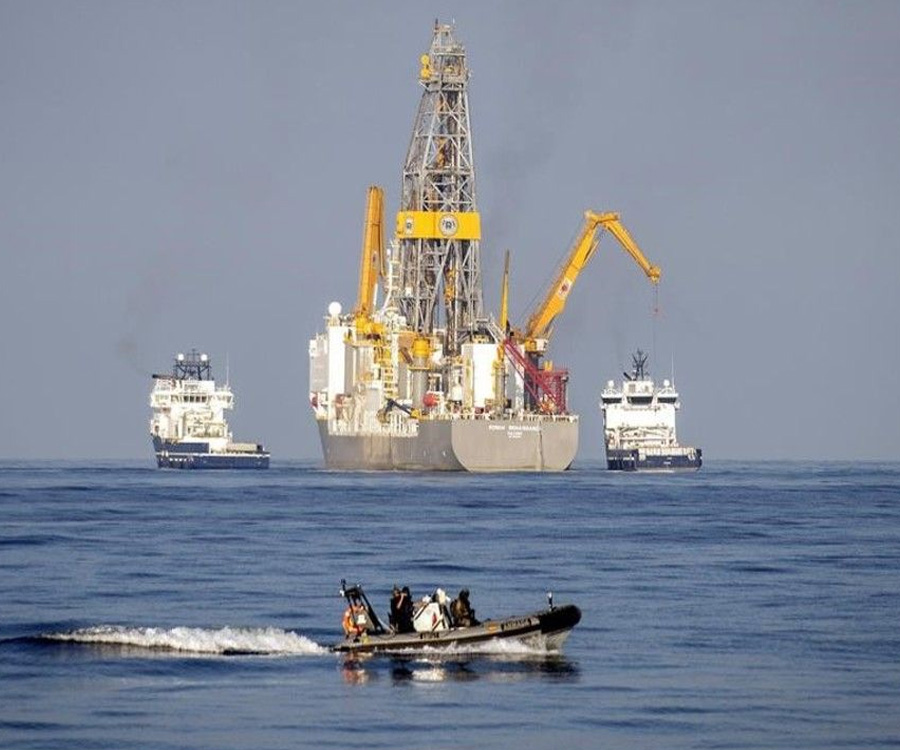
[500,249,510,333]
[355,185,385,320]
[524,210,661,341]
[600,213,661,285]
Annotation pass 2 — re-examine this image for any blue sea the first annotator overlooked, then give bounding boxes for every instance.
[1,460,899,749]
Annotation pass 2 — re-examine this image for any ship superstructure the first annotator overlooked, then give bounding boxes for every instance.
[600,350,701,471]
[150,350,269,469]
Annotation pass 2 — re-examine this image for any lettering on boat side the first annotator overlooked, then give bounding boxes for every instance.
[499,616,537,632]
[488,424,540,435]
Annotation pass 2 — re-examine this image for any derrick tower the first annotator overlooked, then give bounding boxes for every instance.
[395,22,483,354]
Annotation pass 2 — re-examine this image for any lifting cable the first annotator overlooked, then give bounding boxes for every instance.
[651,283,660,372]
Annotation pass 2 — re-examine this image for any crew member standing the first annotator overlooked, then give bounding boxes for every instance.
[390,585,415,633]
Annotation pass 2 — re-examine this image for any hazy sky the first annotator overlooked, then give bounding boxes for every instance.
[2,1,898,462]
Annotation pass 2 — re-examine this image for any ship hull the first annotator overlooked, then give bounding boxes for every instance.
[605,447,702,472]
[317,418,577,472]
[152,438,270,470]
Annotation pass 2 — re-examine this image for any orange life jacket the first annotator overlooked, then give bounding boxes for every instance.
[342,604,368,636]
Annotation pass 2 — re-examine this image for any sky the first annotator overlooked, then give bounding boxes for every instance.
[1,0,898,462]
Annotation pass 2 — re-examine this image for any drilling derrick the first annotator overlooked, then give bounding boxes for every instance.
[395,22,483,353]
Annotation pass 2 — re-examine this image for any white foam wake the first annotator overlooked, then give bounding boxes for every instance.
[45,625,328,656]
[386,636,552,658]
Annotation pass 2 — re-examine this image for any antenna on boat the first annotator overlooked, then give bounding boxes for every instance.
[225,351,230,387]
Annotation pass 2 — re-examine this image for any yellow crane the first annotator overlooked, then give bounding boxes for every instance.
[523,210,661,349]
[354,185,385,328]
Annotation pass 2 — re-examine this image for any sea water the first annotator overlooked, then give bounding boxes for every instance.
[1,460,899,749]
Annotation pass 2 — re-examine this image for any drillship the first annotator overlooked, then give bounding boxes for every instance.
[600,350,701,471]
[308,23,663,472]
[150,350,269,469]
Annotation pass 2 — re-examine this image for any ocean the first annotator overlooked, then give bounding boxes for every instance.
[1,460,898,749]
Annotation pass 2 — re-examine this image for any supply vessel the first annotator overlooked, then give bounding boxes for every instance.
[308,22,662,472]
[600,350,701,471]
[150,350,269,469]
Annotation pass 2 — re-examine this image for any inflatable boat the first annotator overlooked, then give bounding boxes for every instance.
[332,581,581,654]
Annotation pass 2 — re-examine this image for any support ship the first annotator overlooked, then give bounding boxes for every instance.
[150,350,269,469]
[308,23,586,472]
[600,351,701,471]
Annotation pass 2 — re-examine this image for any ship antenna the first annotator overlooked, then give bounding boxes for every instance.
[632,349,648,380]
[226,352,230,387]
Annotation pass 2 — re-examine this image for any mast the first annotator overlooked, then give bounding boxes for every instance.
[631,350,649,380]
[173,350,212,381]
[395,22,483,353]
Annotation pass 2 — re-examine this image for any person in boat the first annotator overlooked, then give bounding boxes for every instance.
[342,597,371,638]
[389,585,415,633]
[389,586,402,629]
[450,588,479,627]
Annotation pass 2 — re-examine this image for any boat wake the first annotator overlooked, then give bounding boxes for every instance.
[42,625,328,656]
[381,637,555,658]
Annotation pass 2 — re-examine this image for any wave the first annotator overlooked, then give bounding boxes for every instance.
[42,625,328,656]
